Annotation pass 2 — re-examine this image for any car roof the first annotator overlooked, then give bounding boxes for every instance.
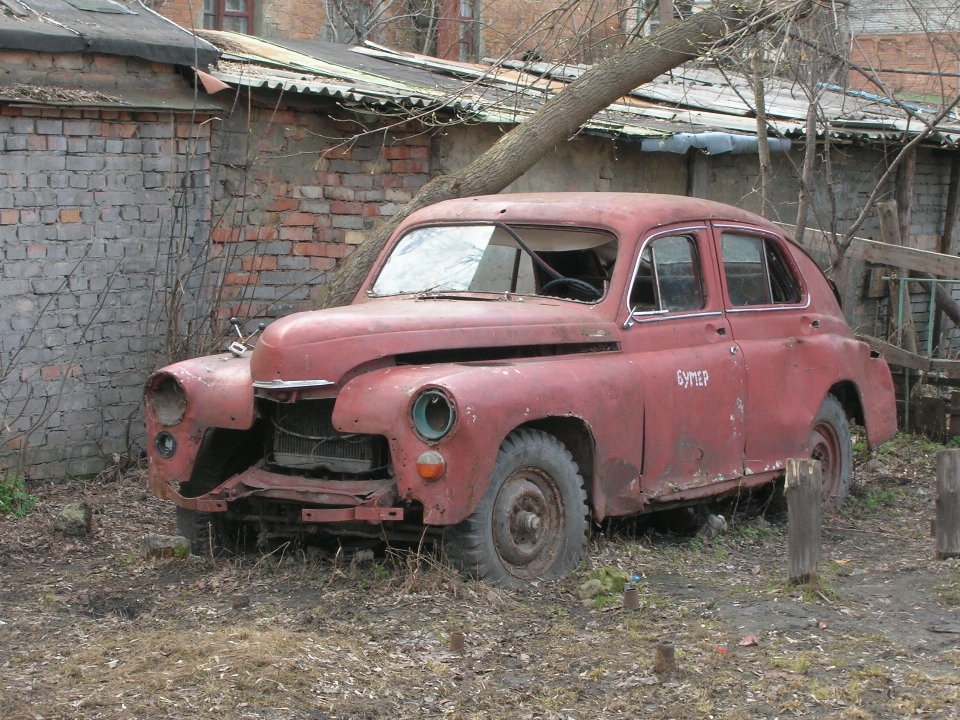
[401,193,783,237]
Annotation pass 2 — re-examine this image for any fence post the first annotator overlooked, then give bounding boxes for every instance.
[786,458,822,585]
[936,449,960,560]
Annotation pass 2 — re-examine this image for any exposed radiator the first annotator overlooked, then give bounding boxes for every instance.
[270,399,387,474]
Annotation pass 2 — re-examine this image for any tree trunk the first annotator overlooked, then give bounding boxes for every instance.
[753,52,772,219]
[318,0,810,309]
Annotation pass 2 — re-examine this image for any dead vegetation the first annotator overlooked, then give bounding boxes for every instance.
[2,434,960,719]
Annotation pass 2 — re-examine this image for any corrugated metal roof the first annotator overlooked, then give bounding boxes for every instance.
[201,32,960,149]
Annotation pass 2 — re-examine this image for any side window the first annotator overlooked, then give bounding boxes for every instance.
[629,235,704,314]
[721,233,802,307]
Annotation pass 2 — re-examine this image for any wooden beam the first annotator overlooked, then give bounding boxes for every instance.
[941,154,960,256]
[878,199,918,354]
[857,333,960,378]
[845,237,960,279]
[895,147,917,247]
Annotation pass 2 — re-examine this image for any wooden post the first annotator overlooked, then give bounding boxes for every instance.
[878,199,919,354]
[936,449,960,560]
[786,458,821,585]
[686,149,709,199]
[660,0,674,28]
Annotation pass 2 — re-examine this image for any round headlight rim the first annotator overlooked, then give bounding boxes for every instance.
[148,373,188,427]
[411,388,456,442]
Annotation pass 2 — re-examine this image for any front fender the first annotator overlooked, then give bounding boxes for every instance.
[332,354,643,525]
[145,354,255,499]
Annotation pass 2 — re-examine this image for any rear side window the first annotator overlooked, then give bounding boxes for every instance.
[630,235,704,313]
[721,233,802,307]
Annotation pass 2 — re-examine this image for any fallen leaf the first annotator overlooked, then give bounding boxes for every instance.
[715,645,727,655]
[738,634,758,647]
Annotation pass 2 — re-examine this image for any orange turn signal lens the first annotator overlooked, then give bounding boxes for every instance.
[416,450,446,481]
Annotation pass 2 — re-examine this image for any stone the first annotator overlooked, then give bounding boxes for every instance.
[577,578,605,600]
[141,532,190,559]
[54,503,92,535]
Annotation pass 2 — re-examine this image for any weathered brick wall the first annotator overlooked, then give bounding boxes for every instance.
[207,103,431,323]
[850,33,960,97]
[0,52,213,479]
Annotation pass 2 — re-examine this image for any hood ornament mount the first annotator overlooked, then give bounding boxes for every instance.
[228,317,266,358]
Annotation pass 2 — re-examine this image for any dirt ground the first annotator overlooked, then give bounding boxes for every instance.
[2,433,960,720]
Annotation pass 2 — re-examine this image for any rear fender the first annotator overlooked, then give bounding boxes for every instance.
[332,355,643,525]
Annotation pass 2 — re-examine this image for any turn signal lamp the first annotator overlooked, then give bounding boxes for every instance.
[416,450,446,481]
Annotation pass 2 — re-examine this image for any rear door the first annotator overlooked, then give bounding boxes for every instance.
[619,225,746,500]
[713,223,821,475]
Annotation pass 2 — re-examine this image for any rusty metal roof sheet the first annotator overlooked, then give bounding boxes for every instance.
[200,32,960,147]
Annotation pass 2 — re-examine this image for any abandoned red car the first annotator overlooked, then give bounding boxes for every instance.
[145,193,897,586]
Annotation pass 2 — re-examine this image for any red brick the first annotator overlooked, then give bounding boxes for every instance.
[150,62,174,74]
[281,212,315,226]
[319,243,349,258]
[65,364,81,378]
[26,136,46,151]
[314,173,341,186]
[362,204,380,217]
[1,106,22,116]
[211,227,241,243]
[375,175,404,188]
[409,146,430,159]
[310,257,337,271]
[391,160,425,173]
[330,200,362,215]
[0,50,31,66]
[7,435,26,451]
[224,272,258,286]
[241,256,277,271]
[103,122,137,139]
[381,146,410,160]
[60,208,80,224]
[0,210,20,225]
[280,226,314,241]
[293,243,323,256]
[41,365,60,380]
[266,198,299,212]
[323,146,352,160]
[245,227,279,241]
[273,110,296,124]
[26,245,45,258]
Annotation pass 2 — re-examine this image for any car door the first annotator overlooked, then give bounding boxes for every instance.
[713,223,821,475]
[619,225,746,501]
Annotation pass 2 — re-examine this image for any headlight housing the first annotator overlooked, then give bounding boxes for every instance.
[412,389,455,441]
[148,374,187,426]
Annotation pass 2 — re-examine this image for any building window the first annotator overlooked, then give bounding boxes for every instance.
[203,0,252,33]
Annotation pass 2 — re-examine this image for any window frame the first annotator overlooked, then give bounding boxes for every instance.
[202,0,253,33]
[624,225,717,324]
[714,224,808,313]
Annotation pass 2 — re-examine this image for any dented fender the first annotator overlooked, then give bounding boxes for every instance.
[332,355,644,525]
[144,353,255,499]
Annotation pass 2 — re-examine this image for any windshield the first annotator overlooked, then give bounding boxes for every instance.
[371,224,617,302]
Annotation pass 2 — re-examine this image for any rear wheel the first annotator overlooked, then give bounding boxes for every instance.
[810,395,852,512]
[442,429,589,588]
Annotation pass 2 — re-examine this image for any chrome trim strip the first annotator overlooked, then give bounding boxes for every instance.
[252,379,335,389]
[632,310,723,324]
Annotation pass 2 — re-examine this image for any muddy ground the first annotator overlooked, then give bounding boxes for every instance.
[1,434,959,719]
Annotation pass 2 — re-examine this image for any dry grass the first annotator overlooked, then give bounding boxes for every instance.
[2,434,960,718]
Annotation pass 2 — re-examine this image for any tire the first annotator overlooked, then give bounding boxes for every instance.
[442,428,589,588]
[175,505,235,558]
[810,394,853,512]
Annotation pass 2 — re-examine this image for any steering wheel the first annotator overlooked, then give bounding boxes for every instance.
[539,277,603,299]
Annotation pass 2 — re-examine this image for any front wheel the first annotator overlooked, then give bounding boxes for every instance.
[442,429,589,588]
[810,394,853,512]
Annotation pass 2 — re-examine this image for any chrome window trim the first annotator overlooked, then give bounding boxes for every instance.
[252,379,335,389]
[623,224,709,326]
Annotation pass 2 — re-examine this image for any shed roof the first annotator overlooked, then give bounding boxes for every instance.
[0,0,218,66]
[198,31,960,151]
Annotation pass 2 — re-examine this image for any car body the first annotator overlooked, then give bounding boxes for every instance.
[144,193,897,586]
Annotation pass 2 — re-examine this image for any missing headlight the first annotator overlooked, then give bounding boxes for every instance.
[148,374,187,426]
[412,390,455,441]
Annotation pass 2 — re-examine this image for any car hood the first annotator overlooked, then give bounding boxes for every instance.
[249,297,617,385]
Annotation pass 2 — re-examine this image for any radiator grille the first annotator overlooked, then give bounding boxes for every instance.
[271,399,387,474]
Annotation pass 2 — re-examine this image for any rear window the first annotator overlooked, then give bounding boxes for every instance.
[721,233,802,307]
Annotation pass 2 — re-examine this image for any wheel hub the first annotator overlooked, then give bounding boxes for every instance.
[491,468,563,578]
[811,422,841,505]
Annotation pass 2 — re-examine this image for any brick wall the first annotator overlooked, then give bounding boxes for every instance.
[207,103,432,324]
[850,33,960,97]
[0,51,213,478]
